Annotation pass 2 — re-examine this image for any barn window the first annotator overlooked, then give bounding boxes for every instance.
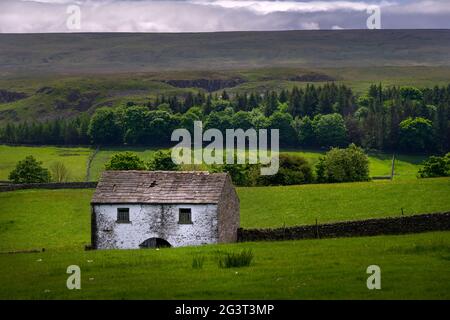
[116,208,130,223]
[178,208,192,224]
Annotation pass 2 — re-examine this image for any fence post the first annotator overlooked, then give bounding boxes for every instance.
[86,146,100,182]
[390,154,395,180]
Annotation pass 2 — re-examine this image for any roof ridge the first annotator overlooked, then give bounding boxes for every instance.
[93,170,230,204]
[102,170,226,174]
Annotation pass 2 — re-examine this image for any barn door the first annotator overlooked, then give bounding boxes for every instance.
[139,237,171,248]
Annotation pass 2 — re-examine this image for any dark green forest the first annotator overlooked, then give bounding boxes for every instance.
[1,83,449,153]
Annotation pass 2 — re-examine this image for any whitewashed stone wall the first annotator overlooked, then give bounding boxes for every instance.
[93,204,218,249]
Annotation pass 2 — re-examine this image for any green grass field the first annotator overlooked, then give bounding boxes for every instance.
[240,178,450,228]
[1,178,449,253]
[0,189,92,252]
[284,150,426,180]
[0,178,449,299]
[0,144,430,183]
[90,147,426,182]
[0,145,92,181]
[0,232,448,299]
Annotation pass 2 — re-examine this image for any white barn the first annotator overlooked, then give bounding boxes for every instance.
[90,171,240,249]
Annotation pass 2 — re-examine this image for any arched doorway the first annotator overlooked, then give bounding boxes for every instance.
[139,237,172,248]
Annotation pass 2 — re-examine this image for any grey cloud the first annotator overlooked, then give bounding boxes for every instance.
[0,0,449,33]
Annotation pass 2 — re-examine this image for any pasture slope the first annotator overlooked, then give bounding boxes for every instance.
[1,67,450,124]
[0,144,427,181]
[0,145,92,182]
[1,178,449,252]
[0,232,448,299]
[0,179,449,298]
[0,144,448,299]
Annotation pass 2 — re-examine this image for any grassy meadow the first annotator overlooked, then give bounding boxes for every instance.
[0,189,92,252]
[284,150,426,180]
[0,145,92,181]
[0,176,449,299]
[87,148,429,181]
[0,144,447,300]
[0,231,448,299]
[239,178,450,228]
[1,178,449,253]
[0,144,428,182]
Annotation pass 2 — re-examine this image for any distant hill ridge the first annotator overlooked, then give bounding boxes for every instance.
[1,30,450,75]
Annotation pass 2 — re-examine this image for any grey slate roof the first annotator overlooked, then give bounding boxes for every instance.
[91,170,229,204]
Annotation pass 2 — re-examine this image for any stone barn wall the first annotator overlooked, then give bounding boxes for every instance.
[93,203,219,249]
[238,212,450,242]
[217,175,240,243]
[0,182,97,192]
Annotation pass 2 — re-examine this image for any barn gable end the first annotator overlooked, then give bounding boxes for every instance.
[91,171,239,249]
[217,174,240,243]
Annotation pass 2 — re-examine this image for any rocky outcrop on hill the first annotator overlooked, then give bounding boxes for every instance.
[54,90,99,111]
[36,87,54,95]
[0,89,27,103]
[163,78,245,92]
[0,109,19,121]
[289,72,335,82]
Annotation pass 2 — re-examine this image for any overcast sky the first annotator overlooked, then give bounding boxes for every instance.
[0,0,449,32]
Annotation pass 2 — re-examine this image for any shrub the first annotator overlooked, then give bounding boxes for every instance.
[8,156,51,184]
[105,152,146,171]
[418,153,450,178]
[212,162,260,187]
[218,249,254,268]
[261,154,313,186]
[313,113,348,147]
[147,150,179,171]
[213,154,314,186]
[399,117,434,152]
[50,161,71,182]
[209,151,261,186]
[192,254,205,269]
[316,144,370,183]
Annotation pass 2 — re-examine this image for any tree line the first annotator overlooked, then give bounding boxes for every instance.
[0,115,90,145]
[1,83,449,153]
